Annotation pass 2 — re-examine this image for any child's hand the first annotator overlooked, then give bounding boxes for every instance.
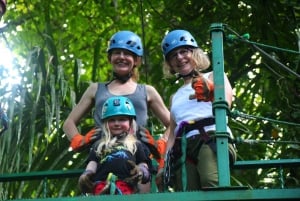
[124,160,142,185]
[124,161,150,185]
[78,170,95,193]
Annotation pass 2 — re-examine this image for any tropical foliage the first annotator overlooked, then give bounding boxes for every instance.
[0,0,299,199]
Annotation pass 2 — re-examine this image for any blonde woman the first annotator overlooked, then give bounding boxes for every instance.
[161,30,236,191]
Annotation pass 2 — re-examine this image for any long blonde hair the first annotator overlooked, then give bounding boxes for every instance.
[163,48,211,78]
[96,118,138,157]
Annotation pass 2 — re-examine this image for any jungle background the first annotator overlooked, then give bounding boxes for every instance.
[0,0,299,199]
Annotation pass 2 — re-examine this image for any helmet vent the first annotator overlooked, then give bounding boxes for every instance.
[180,36,186,41]
[126,40,136,47]
[113,99,121,106]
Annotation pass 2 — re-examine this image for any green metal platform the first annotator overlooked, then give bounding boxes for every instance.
[6,189,299,201]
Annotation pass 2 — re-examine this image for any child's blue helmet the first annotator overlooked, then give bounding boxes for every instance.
[161,30,198,57]
[101,96,136,120]
[107,31,143,56]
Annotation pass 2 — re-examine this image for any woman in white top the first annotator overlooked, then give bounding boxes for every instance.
[161,29,236,191]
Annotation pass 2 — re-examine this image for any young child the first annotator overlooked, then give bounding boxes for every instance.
[78,96,152,195]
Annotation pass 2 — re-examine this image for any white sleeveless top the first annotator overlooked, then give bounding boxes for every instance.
[171,72,232,138]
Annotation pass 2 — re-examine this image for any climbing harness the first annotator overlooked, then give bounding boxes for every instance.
[168,118,218,191]
[94,172,135,195]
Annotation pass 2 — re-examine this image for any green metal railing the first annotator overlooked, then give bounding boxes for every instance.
[1,159,300,200]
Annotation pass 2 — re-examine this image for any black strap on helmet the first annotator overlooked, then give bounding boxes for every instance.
[105,71,133,86]
[172,69,199,84]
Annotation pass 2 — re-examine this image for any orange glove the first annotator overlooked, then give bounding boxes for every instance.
[191,75,214,102]
[154,139,166,192]
[70,128,98,151]
[155,138,167,170]
[156,139,167,160]
[138,126,155,145]
[137,126,167,161]
[138,126,161,159]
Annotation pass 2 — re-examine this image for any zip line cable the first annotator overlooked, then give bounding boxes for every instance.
[230,109,300,127]
[229,109,300,145]
[225,25,300,54]
[221,25,300,145]
[234,137,300,145]
[238,39,300,55]
[224,25,300,127]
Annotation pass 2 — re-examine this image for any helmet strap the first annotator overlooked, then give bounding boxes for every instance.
[113,71,133,83]
[173,69,199,83]
[105,71,133,86]
[115,132,128,140]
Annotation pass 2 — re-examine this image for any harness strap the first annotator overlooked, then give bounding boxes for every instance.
[107,173,117,195]
[174,118,215,191]
[94,173,126,195]
[181,133,187,191]
[176,117,215,137]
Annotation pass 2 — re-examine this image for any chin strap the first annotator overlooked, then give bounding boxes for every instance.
[115,132,128,140]
[106,72,133,86]
[172,69,199,83]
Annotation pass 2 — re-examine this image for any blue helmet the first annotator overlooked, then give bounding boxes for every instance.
[161,30,198,57]
[107,31,143,56]
[101,96,136,120]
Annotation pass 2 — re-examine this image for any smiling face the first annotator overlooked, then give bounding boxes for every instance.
[108,49,139,76]
[167,47,195,76]
[107,115,131,136]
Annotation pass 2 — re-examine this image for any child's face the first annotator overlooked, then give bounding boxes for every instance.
[107,115,131,135]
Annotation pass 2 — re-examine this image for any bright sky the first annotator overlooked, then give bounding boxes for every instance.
[0,40,21,95]
[0,16,22,89]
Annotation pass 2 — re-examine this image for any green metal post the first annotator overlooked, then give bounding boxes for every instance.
[210,23,231,187]
[43,177,47,198]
